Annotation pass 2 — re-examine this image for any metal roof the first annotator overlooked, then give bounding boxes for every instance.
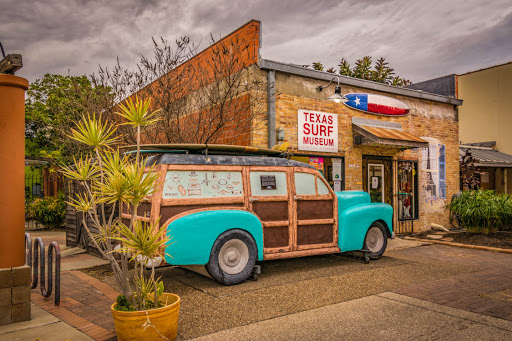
[359,126,426,143]
[146,153,315,169]
[352,117,428,149]
[460,146,512,167]
[259,59,463,106]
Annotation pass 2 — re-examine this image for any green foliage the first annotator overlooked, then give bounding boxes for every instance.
[448,190,512,234]
[26,192,66,228]
[114,294,135,311]
[312,57,411,86]
[312,62,324,71]
[117,97,161,128]
[62,97,171,311]
[25,74,114,160]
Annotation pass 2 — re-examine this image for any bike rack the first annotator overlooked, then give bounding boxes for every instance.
[25,233,61,306]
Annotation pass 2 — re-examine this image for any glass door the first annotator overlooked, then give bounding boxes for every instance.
[368,164,385,203]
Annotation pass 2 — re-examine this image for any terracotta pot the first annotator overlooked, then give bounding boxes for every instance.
[111,293,180,341]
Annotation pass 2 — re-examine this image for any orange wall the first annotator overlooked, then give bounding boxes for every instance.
[134,20,261,145]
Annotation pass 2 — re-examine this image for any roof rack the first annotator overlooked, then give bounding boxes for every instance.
[121,144,292,158]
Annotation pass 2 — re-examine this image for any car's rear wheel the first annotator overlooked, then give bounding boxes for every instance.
[363,221,388,259]
[206,229,257,285]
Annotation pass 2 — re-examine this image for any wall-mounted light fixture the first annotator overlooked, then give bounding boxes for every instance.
[317,77,348,103]
[0,42,23,75]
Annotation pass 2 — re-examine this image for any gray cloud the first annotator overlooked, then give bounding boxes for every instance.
[1,0,511,83]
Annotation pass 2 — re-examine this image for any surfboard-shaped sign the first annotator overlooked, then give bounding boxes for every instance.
[343,93,409,116]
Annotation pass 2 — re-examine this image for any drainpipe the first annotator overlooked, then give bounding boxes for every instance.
[0,74,29,268]
[267,70,276,149]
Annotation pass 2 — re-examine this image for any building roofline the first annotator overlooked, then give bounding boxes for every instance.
[458,59,512,77]
[258,59,463,106]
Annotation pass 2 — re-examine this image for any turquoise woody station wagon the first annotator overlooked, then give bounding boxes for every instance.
[125,145,394,285]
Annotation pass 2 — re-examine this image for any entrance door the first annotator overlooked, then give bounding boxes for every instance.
[363,157,392,205]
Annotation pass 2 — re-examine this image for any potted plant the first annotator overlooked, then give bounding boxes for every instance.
[62,97,180,341]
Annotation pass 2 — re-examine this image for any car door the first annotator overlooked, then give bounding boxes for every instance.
[293,168,338,251]
[247,167,292,254]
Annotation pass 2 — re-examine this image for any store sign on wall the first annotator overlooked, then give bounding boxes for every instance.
[298,109,338,153]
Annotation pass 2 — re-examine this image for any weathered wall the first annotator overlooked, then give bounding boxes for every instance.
[252,72,459,232]
[458,62,512,154]
[133,20,262,145]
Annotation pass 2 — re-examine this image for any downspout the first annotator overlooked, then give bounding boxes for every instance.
[267,70,276,149]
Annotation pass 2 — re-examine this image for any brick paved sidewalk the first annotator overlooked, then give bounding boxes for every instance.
[31,270,119,341]
[395,245,512,322]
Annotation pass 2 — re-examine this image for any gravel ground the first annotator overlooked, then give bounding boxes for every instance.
[101,246,479,339]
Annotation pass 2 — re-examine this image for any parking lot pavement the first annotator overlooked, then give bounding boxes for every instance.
[25,238,512,340]
[148,244,483,339]
[188,292,512,341]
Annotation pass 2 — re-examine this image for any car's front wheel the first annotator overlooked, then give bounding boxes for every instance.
[363,221,388,259]
[206,229,257,285]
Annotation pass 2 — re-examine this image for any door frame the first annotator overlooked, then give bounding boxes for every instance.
[362,155,393,206]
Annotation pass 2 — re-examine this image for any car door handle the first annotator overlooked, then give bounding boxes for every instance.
[249,198,259,202]
[294,196,302,201]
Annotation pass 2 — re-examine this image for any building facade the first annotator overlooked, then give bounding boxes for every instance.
[409,61,512,194]
[145,20,463,233]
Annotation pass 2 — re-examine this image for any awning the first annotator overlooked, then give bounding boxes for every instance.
[352,117,428,149]
[460,145,512,168]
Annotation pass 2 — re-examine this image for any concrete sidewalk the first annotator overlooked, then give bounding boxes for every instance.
[0,304,92,341]
[189,292,512,340]
[0,230,113,340]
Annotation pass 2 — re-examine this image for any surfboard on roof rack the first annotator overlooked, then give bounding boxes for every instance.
[121,143,292,158]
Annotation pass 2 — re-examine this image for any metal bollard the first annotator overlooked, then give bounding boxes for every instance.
[25,233,61,306]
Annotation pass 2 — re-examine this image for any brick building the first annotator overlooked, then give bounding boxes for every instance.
[145,20,463,233]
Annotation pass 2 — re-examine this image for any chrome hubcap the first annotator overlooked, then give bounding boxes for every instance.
[218,239,249,274]
[366,227,384,252]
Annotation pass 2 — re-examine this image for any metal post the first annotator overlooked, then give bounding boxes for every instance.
[267,70,276,149]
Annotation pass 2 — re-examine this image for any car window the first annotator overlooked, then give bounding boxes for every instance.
[250,171,287,196]
[162,171,243,199]
[295,173,316,195]
[317,177,330,195]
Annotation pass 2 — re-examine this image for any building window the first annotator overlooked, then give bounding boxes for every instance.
[163,171,243,199]
[398,161,419,220]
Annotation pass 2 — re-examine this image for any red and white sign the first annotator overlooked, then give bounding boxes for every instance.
[298,110,338,153]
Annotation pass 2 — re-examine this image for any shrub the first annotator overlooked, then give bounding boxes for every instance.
[448,190,512,234]
[26,192,66,228]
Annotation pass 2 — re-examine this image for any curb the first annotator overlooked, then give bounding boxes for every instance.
[403,237,512,255]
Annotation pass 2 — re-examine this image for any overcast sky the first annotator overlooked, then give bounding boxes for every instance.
[2,0,512,83]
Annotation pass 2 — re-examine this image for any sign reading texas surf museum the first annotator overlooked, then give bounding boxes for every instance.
[298,109,338,152]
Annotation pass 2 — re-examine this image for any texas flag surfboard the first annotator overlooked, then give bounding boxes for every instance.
[343,93,410,116]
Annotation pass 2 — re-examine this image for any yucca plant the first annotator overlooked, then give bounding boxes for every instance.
[62,97,169,310]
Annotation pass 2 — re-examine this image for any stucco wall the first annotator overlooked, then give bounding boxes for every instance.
[458,62,512,154]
